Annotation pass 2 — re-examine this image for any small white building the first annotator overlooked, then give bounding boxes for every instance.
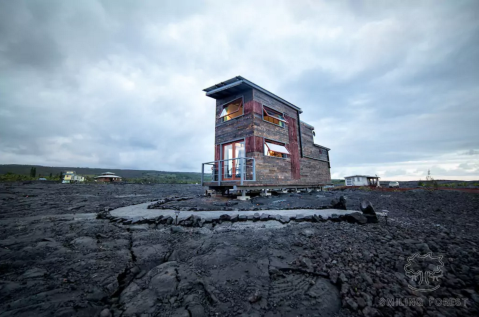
[344,175,380,187]
[62,171,85,183]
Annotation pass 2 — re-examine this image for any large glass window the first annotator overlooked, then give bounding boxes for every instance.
[222,141,245,180]
[263,106,287,127]
[219,98,243,122]
[264,140,290,158]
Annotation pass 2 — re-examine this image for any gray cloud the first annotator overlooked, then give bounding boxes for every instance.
[0,0,478,180]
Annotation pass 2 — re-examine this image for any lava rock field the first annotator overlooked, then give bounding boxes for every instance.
[0,183,478,317]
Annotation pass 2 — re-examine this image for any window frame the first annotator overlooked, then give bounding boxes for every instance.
[264,138,290,159]
[218,97,244,123]
[262,105,287,128]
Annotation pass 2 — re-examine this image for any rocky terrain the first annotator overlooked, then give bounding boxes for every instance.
[0,182,478,317]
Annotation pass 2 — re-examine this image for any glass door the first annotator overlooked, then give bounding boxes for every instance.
[222,140,245,180]
[234,142,245,179]
[223,143,234,180]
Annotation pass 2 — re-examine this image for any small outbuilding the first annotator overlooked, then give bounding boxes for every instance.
[95,172,122,182]
[62,171,85,183]
[344,175,380,187]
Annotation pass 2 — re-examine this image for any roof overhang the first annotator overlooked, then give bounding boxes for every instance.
[313,144,330,151]
[344,175,380,179]
[95,175,122,178]
[203,76,302,113]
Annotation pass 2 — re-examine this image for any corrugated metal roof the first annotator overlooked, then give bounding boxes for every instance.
[203,76,303,113]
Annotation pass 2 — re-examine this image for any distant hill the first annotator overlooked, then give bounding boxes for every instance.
[0,164,205,184]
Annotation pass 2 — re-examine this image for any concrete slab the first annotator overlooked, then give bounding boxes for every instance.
[110,202,358,221]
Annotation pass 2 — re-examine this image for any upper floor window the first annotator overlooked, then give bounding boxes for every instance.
[264,139,290,158]
[219,98,243,122]
[263,106,287,127]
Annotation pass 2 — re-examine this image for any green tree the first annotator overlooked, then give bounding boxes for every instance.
[29,167,37,178]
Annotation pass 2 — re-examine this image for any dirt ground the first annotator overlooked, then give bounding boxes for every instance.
[0,183,478,317]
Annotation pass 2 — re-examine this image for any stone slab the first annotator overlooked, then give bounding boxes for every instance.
[110,202,357,221]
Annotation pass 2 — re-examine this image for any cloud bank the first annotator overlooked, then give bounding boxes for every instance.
[1,0,478,180]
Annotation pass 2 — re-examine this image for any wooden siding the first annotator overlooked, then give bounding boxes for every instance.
[215,89,254,145]
[245,136,263,154]
[214,144,220,161]
[287,116,301,179]
[208,83,331,187]
[244,100,262,115]
[300,122,329,161]
[253,89,297,118]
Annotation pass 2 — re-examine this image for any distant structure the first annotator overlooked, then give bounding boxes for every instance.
[62,171,85,183]
[95,172,122,182]
[344,175,380,187]
[200,76,331,194]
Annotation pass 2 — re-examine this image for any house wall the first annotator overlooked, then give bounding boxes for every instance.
[297,122,331,184]
[250,89,298,184]
[214,89,254,146]
[300,123,329,162]
[298,158,331,184]
[211,87,331,186]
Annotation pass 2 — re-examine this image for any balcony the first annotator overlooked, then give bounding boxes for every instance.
[201,157,256,186]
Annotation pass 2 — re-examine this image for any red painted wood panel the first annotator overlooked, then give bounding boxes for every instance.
[246,136,263,153]
[243,100,262,115]
[255,136,263,152]
[286,115,301,179]
[215,144,220,161]
[244,100,253,115]
[252,101,262,115]
[245,136,253,153]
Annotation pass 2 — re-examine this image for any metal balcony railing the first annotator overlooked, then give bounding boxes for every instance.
[201,157,256,186]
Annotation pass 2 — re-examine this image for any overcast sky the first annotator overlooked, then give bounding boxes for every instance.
[1,1,478,180]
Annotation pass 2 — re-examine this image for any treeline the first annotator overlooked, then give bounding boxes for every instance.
[0,164,204,180]
[0,168,204,184]
[0,172,202,184]
[124,173,202,184]
[0,172,63,182]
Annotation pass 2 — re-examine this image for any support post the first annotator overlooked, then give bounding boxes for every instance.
[201,163,204,186]
[218,160,222,185]
[240,158,244,186]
